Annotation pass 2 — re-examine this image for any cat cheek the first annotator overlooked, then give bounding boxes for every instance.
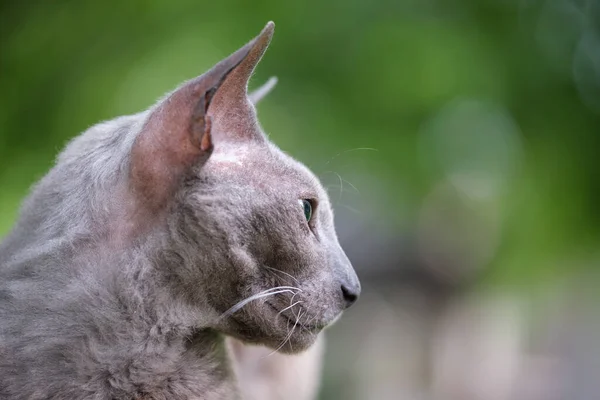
[298,220,311,234]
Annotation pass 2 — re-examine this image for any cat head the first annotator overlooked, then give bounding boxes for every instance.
[129,22,360,353]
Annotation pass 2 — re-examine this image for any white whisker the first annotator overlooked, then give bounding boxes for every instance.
[217,286,301,320]
[288,310,304,353]
[303,310,320,331]
[332,171,344,202]
[303,311,311,326]
[342,178,360,194]
[264,266,300,285]
[277,301,303,317]
[264,310,304,358]
[323,171,361,199]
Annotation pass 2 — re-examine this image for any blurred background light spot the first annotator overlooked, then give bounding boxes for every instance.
[417,182,502,283]
[419,98,523,200]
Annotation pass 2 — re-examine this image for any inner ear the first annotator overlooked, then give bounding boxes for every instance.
[127,22,275,225]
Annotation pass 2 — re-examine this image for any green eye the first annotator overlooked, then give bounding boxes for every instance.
[300,199,313,222]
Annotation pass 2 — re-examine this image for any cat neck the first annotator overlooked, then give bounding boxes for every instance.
[0,228,239,398]
[93,237,241,398]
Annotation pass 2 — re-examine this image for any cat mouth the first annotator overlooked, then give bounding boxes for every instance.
[266,302,323,332]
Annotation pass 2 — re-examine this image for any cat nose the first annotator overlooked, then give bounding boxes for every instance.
[333,246,361,309]
[340,281,360,309]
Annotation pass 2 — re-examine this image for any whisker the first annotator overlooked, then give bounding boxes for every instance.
[295,308,318,333]
[329,171,344,202]
[277,301,303,317]
[288,310,304,353]
[322,171,361,203]
[265,310,303,357]
[219,290,295,319]
[289,291,300,306]
[304,311,320,331]
[217,286,301,320]
[325,184,358,195]
[341,178,360,194]
[303,311,311,327]
[264,266,300,285]
[323,174,360,195]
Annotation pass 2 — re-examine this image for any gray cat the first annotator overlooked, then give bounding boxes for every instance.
[0,22,360,399]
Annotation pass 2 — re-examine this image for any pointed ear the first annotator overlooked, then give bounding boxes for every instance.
[206,23,274,141]
[129,22,275,213]
[249,76,278,105]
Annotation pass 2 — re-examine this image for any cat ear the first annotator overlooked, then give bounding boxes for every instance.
[205,23,274,141]
[130,22,275,212]
[249,77,278,104]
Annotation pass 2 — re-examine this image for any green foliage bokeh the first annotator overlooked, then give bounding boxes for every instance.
[1,0,599,288]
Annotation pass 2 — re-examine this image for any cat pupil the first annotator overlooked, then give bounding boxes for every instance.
[300,199,312,222]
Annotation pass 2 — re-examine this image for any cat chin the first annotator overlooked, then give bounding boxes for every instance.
[259,329,320,355]
[228,323,320,355]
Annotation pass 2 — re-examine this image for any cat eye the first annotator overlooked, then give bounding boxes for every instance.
[299,199,313,222]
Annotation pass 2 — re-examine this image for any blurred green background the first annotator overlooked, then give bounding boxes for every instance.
[2,0,599,399]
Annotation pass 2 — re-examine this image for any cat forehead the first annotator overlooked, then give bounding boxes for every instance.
[209,145,250,167]
[206,142,326,195]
